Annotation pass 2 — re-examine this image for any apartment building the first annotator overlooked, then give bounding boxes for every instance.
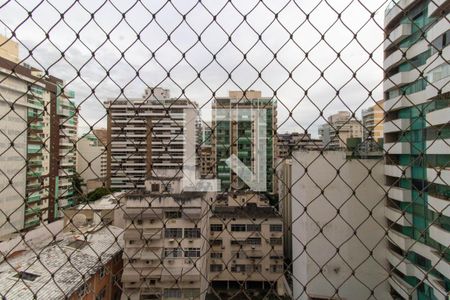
[0,37,78,238]
[318,111,363,149]
[105,87,198,190]
[77,131,107,192]
[121,176,212,300]
[208,191,285,298]
[212,90,278,194]
[362,100,385,143]
[384,0,450,299]
[277,132,323,158]
[0,224,123,299]
[291,151,389,299]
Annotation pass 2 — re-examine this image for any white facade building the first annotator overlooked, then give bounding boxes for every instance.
[291,151,389,300]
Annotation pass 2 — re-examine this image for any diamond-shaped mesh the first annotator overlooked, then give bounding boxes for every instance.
[0,0,449,299]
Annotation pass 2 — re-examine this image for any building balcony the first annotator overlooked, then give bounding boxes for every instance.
[426,138,450,155]
[384,118,410,133]
[384,49,405,71]
[27,193,41,203]
[388,186,412,203]
[385,0,420,27]
[384,142,410,154]
[388,229,413,251]
[384,90,427,111]
[24,218,40,228]
[426,107,450,127]
[387,249,415,277]
[385,164,411,178]
[429,224,450,248]
[384,68,420,92]
[426,167,450,186]
[428,193,450,217]
[388,273,417,300]
[384,22,412,51]
[385,206,412,226]
[25,207,41,216]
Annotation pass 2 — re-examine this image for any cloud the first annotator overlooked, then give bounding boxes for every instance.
[1,0,389,136]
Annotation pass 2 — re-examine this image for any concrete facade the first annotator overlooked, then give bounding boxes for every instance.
[291,151,389,300]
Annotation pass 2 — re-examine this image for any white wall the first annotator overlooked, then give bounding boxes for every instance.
[291,151,390,300]
[0,74,28,239]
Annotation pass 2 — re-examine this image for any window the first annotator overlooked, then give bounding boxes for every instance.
[270,265,284,273]
[78,283,90,297]
[184,248,200,257]
[270,224,283,232]
[246,224,261,232]
[136,219,143,225]
[164,248,183,258]
[210,252,222,259]
[165,228,183,238]
[184,228,201,238]
[270,237,283,245]
[96,288,106,300]
[231,224,246,232]
[209,239,223,246]
[98,266,106,279]
[129,240,135,245]
[163,289,182,298]
[246,238,261,245]
[231,264,246,272]
[165,211,182,219]
[210,264,223,272]
[151,183,159,192]
[14,271,39,281]
[210,224,223,232]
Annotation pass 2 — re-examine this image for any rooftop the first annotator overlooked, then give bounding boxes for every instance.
[0,225,124,299]
[73,191,126,211]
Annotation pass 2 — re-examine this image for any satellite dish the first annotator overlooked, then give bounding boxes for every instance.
[72,214,87,227]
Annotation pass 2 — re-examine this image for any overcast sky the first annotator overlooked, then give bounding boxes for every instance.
[0,0,390,137]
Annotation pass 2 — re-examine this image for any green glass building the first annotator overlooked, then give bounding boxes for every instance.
[384,0,449,299]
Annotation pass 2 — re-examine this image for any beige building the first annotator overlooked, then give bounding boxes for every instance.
[362,100,384,142]
[208,191,286,298]
[76,131,107,192]
[0,35,19,63]
[121,176,212,300]
[319,111,363,149]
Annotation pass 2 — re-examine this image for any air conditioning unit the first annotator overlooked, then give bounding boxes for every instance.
[185,259,192,264]
[233,260,236,263]
[189,239,193,243]
[210,232,214,235]
[251,246,256,250]
[271,233,275,237]
[168,259,174,264]
[221,246,225,249]
[169,239,175,243]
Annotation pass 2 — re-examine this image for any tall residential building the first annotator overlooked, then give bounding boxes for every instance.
[77,131,107,192]
[105,87,198,191]
[121,176,212,300]
[0,36,78,238]
[318,111,363,149]
[384,1,450,299]
[207,191,286,298]
[362,100,385,142]
[291,151,389,299]
[212,90,277,193]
